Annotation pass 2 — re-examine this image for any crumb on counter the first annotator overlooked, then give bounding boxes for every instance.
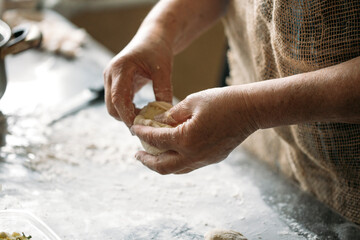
[0,232,32,240]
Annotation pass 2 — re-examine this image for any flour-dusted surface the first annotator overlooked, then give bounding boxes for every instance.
[1,102,359,239]
[0,102,297,239]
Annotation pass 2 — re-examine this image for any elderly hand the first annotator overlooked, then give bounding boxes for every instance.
[103,0,231,128]
[131,87,259,174]
[103,33,173,128]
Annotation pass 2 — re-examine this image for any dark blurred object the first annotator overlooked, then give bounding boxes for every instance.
[0,111,6,147]
[0,19,41,100]
[220,47,229,87]
[4,9,86,58]
[1,23,42,57]
[46,86,104,126]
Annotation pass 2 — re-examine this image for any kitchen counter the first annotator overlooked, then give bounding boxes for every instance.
[0,10,359,240]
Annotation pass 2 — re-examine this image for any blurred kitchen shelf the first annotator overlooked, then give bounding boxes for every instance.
[52,0,158,17]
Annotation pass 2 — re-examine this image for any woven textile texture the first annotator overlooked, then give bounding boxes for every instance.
[222,0,360,224]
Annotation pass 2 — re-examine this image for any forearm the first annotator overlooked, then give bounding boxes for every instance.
[133,0,229,54]
[232,56,360,130]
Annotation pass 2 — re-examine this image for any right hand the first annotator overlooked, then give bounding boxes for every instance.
[131,87,259,174]
[103,32,174,128]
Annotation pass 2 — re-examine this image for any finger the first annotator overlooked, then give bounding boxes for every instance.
[153,111,178,126]
[154,101,192,126]
[135,150,187,175]
[111,65,137,127]
[104,70,121,121]
[131,125,177,151]
[152,65,173,103]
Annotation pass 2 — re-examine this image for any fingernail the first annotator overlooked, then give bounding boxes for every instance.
[130,127,135,136]
[135,154,143,163]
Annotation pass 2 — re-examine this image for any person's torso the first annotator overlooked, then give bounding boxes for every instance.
[222,0,360,224]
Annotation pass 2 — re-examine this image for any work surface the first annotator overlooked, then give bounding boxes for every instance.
[0,12,360,240]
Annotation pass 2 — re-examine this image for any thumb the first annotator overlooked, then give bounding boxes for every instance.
[154,102,192,126]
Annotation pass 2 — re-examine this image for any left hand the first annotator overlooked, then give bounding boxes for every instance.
[103,32,173,128]
[131,87,259,174]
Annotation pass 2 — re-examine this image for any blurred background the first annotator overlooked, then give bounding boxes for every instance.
[57,0,228,100]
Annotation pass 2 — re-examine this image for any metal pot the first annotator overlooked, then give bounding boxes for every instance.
[0,19,42,99]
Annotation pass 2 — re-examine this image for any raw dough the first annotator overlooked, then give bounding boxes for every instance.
[204,229,247,240]
[133,101,173,155]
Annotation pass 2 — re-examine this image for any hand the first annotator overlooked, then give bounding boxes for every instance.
[103,33,173,127]
[131,87,259,174]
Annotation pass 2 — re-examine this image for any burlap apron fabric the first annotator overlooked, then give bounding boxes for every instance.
[222,0,360,224]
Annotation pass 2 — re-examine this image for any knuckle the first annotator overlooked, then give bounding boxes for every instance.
[111,92,122,105]
[103,60,119,78]
[184,93,198,103]
[103,58,127,80]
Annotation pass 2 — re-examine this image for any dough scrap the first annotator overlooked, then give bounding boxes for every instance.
[133,101,173,155]
[204,229,248,240]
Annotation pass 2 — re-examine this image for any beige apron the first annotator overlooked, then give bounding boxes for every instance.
[223,0,360,224]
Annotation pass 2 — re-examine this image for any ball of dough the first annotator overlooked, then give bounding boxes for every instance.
[133,101,173,155]
[204,229,247,240]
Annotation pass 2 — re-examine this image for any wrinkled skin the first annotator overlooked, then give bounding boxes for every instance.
[131,87,258,174]
[103,33,173,128]
[105,39,259,174]
[103,29,258,175]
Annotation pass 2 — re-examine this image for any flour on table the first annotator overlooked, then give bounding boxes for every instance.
[3,105,142,180]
